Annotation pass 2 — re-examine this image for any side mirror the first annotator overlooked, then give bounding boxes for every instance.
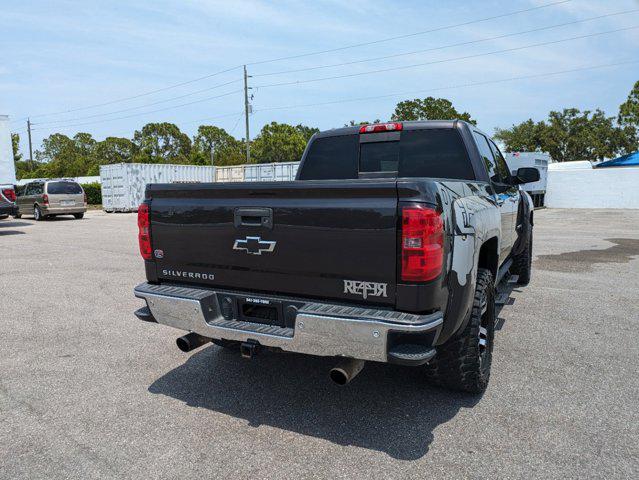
[514,167,540,185]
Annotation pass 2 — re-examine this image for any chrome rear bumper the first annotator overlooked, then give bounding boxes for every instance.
[134,282,443,363]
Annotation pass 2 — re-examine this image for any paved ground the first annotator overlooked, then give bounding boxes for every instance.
[1,209,638,479]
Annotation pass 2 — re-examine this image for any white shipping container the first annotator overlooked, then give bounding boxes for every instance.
[215,165,246,183]
[244,162,299,182]
[100,163,215,212]
[215,162,299,183]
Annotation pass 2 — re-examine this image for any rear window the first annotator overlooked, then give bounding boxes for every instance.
[300,128,474,180]
[298,135,359,180]
[47,182,83,195]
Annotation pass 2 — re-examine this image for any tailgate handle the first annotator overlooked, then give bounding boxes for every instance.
[234,207,273,229]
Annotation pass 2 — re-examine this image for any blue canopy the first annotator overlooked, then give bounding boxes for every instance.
[595,151,639,168]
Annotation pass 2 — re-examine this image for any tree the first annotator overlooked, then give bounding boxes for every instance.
[93,137,137,165]
[251,122,308,164]
[495,109,634,161]
[344,119,381,127]
[294,124,320,142]
[618,80,639,128]
[391,97,475,124]
[11,133,22,162]
[191,125,244,166]
[494,119,545,152]
[133,122,191,163]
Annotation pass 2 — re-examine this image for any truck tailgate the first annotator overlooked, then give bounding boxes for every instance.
[148,180,399,306]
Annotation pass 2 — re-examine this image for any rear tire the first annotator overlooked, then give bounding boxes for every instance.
[511,229,533,285]
[34,205,45,221]
[425,268,495,394]
[73,213,84,219]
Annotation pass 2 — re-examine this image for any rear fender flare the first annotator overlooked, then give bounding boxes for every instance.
[438,195,500,344]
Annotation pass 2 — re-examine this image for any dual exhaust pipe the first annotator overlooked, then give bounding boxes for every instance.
[176,332,211,352]
[176,332,365,386]
[329,358,366,386]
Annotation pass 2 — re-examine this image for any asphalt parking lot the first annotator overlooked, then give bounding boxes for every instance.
[1,209,638,479]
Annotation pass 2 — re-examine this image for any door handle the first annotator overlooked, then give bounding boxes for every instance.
[234,207,273,229]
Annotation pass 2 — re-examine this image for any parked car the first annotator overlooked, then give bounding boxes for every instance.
[0,185,17,219]
[15,179,87,220]
[133,120,539,393]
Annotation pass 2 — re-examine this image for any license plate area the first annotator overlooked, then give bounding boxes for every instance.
[237,297,285,327]
[61,200,75,206]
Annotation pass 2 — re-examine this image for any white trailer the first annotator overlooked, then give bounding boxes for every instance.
[100,163,215,212]
[215,162,299,183]
[504,152,551,207]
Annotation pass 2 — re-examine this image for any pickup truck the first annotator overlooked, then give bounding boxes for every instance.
[134,120,539,393]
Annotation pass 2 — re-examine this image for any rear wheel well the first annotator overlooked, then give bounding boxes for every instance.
[478,237,498,280]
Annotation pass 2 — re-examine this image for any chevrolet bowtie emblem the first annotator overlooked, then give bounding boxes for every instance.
[233,236,277,255]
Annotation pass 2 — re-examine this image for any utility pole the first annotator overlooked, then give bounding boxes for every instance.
[210,143,215,167]
[243,65,251,163]
[27,119,34,169]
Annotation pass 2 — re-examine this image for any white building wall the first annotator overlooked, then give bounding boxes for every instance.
[546,166,639,209]
[0,115,17,186]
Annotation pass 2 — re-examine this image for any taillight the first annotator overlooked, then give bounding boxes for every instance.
[42,194,49,205]
[2,188,16,202]
[401,206,444,282]
[359,122,403,134]
[83,192,87,204]
[137,203,152,260]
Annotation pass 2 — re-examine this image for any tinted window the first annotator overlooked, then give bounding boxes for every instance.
[300,129,474,180]
[360,141,399,172]
[472,132,500,182]
[488,141,511,181]
[26,183,43,195]
[399,129,474,179]
[47,182,83,195]
[298,135,358,180]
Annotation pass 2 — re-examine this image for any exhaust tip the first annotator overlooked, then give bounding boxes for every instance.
[329,368,349,386]
[329,358,365,386]
[176,336,190,352]
[176,332,211,353]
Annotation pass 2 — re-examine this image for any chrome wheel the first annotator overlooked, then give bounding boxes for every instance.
[33,206,40,220]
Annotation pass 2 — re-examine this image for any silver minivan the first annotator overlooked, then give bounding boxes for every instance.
[15,179,87,220]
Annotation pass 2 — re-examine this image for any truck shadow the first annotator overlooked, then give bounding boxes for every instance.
[148,347,481,460]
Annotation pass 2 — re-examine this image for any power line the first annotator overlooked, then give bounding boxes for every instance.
[35,78,243,126]
[23,59,636,139]
[252,60,639,115]
[254,25,639,89]
[246,0,573,66]
[12,0,571,123]
[31,89,243,131]
[253,9,639,78]
[20,66,243,121]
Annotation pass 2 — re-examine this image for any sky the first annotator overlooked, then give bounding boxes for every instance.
[1,0,638,157]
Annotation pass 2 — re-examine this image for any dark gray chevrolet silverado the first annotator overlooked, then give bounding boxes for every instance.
[134,120,539,393]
